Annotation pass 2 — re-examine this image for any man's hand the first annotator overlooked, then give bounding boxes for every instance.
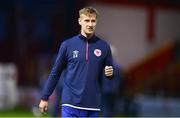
[39,100,48,114]
[105,66,113,77]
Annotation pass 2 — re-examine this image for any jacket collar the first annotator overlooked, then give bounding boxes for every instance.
[78,34,96,42]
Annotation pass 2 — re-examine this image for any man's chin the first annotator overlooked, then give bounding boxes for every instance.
[86,31,94,35]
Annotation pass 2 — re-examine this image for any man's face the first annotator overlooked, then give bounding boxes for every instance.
[79,14,97,36]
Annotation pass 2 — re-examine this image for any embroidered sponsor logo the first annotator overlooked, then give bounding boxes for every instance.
[73,50,79,58]
[94,49,102,57]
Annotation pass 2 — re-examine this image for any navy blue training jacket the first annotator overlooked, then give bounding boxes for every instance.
[41,34,113,111]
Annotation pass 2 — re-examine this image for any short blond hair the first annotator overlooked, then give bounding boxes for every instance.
[79,6,99,18]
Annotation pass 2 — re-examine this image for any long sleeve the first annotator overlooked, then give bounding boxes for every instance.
[41,42,67,100]
[105,45,113,67]
[104,45,113,79]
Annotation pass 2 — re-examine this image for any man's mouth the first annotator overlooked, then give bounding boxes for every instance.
[87,28,93,31]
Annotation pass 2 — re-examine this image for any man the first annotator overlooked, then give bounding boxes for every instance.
[39,6,113,117]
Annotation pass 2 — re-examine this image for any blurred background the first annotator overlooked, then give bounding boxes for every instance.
[0,0,180,117]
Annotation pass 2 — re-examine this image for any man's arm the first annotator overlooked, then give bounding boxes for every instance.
[104,45,113,78]
[39,42,67,113]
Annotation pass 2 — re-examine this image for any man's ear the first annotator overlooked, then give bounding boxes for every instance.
[78,18,81,25]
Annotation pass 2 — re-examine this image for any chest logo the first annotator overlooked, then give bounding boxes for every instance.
[73,50,79,58]
[94,49,102,57]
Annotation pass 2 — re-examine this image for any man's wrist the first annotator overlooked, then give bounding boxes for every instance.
[41,96,49,101]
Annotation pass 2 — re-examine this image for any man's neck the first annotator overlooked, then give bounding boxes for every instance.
[81,32,93,39]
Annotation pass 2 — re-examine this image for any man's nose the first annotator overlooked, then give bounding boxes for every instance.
[88,21,93,26]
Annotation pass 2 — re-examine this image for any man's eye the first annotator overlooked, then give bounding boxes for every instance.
[85,20,89,22]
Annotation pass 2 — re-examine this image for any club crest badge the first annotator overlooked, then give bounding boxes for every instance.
[94,49,102,57]
[73,50,79,58]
